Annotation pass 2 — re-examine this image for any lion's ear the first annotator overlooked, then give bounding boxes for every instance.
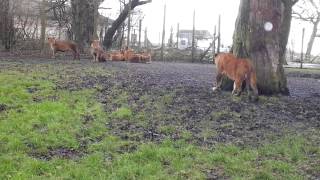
[214,53,219,57]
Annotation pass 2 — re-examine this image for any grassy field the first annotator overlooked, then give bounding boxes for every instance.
[285,67,320,76]
[0,61,319,179]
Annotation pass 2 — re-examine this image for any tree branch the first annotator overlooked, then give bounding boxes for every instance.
[103,0,152,49]
[131,0,152,9]
[45,0,68,13]
[293,11,317,23]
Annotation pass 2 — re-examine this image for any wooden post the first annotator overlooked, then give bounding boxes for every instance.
[176,23,179,49]
[217,15,221,53]
[103,17,109,44]
[191,9,196,62]
[300,28,305,69]
[118,1,123,49]
[127,0,132,48]
[119,25,125,49]
[212,25,216,58]
[138,19,142,50]
[133,29,136,46]
[40,0,47,53]
[144,27,148,48]
[168,26,173,47]
[161,4,166,61]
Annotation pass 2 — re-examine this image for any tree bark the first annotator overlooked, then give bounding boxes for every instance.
[40,0,47,53]
[103,0,151,49]
[71,0,101,51]
[0,0,15,50]
[221,0,295,95]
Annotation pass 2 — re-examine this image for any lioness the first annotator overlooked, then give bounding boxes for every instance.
[47,37,80,60]
[98,52,109,62]
[140,52,152,63]
[109,50,125,61]
[212,53,258,101]
[90,40,105,62]
[123,47,144,63]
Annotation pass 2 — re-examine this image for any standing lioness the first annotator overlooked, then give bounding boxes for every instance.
[90,40,106,62]
[47,37,80,60]
[212,53,258,101]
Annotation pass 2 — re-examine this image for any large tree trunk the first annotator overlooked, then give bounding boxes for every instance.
[103,0,151,49]
[71,0,100,51]
[0,0,15,50]
[222,0,295,95]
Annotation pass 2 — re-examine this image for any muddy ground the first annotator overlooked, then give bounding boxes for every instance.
[0,57,319,148]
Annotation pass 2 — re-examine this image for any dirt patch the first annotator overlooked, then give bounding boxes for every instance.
[1,58,319,148]
[29,147,84,160]
[0,104,7,112]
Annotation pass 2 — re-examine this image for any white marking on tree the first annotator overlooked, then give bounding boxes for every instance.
[264,22,273,31]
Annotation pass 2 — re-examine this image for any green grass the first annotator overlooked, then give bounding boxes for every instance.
[0,69,319,179]
[285,67,320,74]
[111,107,133,119]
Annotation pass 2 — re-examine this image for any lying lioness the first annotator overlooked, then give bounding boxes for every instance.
[109,50,125,61]
[140,52,152,63]
[212,53,258,101]
[47,37,80,60]
[124,48,141,63]
[123,48,151,63]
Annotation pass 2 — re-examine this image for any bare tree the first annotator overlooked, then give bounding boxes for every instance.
[103,0,151,49]
[39,0,70,51]
[0,0,74,51]
[293,0,320,61]
[0,0,15,50]
[50,0,72,39]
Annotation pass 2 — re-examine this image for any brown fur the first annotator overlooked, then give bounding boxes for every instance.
[96,49,108,62]
[47,37,80,60]
[109,51,125,61]
[213,53,258,101]
[98,52,110,62]
[124,49,142,63]
[139,52,152,63]
[124,48,152,63]
[90,40,104,62]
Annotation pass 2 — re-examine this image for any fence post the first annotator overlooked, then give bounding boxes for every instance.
[176,23,179,49]
[300,28,305,69]
[161,4,166,61]
[191,9,196,62]
[138,19,142,50]
[212,25,216,58]
[127,0,132,48]
[217,15,221,53]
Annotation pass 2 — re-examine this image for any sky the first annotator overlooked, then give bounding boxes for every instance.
[100,0,320,55]
[100,0,239,46]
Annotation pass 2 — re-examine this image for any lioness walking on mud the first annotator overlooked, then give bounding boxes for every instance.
[212,53,259,101]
